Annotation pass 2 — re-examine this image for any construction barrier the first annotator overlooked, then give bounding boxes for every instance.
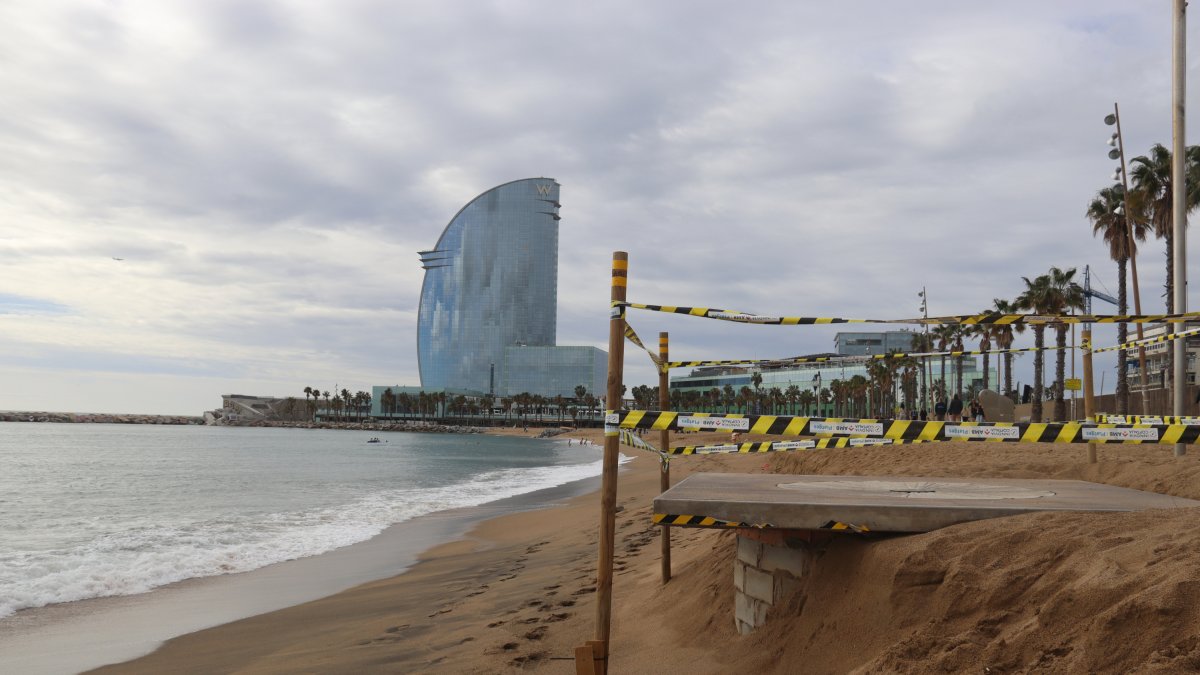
[1095,414,1200,425]
[606,410,1200,445]
[619,301,1200,326]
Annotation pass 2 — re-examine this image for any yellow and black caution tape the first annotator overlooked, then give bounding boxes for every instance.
[665,343,1072,371]
[1094,414,1200,425]
[651,513,748,527]
[620,301,1200,326]
[667,437,935,455]
[623,323,665,372]
[822,521,871,533]
[650,513,870,532]
[607,410,1200,445]
[1088,327,1200,354]
[619,428,661,452]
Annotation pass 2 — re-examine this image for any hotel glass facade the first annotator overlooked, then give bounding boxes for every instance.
[417,178,605,397]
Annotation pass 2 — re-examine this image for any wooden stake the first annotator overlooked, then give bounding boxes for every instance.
[1082,328,1097,464]
[583,251,626,675]
[658,331,672,584]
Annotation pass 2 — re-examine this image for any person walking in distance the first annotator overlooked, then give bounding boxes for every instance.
[947,393,964,422]
[934,397,947,422]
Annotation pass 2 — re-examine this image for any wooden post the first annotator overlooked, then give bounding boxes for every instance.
[1082,328,1098,464]
[579,251,626,675]
[658,331,672,584]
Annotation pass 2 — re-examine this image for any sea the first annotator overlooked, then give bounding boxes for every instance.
[0,423,615,673]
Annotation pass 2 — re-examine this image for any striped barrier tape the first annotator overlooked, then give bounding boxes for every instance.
[1088,326,1200,354]
[623,323,665,372]
[651,513,870,532]
[606,410,1199,445]
[665,343,1073,370]
[823,521,871,533]
[1094,414,1200,425]
[652,513,747,527]
[667,437,935,455]
[620,301,1200,326]
[619,428,664,454]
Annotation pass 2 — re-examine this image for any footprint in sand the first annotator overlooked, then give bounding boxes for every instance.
[523,626,548,641]
[543,612,571,623]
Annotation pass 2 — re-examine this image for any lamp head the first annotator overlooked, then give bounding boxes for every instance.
[1104,113,1117,125]
[1108,148,1121,160]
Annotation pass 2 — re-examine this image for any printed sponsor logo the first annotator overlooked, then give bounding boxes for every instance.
[1139,416,1163,425]
[709,312,779,323]
[810,421,884,435]
[604,425,618,436]
[1105,415,1128,425]
[1082,428,1160,441]
[605,413,620,424]
[1179,417,1200,425]
[773,440,816,450]
[678,415,750,431]
[944,425,1021,440]
[696,444,739,454]
[849,438,893,446]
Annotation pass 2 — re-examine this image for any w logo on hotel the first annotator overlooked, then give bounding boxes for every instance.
[535,184,553,195]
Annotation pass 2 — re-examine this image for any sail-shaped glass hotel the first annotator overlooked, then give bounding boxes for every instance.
[417,178,605,398]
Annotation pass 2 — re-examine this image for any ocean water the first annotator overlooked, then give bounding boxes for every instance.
[0,423,608,621]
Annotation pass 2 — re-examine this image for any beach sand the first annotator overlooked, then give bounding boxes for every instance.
[94,429,1200,673]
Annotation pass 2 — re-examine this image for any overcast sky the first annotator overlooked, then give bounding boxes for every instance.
[1,1,1196,415]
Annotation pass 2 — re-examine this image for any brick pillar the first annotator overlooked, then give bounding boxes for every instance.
[733,532,821,634]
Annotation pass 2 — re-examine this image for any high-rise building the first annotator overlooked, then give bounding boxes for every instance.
[416,178,605,398]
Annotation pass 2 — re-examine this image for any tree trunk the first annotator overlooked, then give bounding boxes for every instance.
[1054,324,1068,421]
[1004,352,1014,402]
[1032,326,1045,422]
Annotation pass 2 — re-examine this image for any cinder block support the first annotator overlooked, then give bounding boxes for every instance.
[733,531,821,634]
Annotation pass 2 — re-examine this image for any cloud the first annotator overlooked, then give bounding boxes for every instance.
[0,0,1190,413]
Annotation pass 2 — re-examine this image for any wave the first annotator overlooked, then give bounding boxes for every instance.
[0,454,627,618]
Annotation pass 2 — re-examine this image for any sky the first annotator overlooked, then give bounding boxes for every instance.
[0,1,1196,415]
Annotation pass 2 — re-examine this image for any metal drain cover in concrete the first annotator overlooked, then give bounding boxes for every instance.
[654,474,1200,533]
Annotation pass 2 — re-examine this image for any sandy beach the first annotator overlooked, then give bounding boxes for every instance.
[92,428,1200,673]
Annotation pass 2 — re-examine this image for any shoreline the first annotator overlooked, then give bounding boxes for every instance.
[0,429,613,674]
[89,427,756,673]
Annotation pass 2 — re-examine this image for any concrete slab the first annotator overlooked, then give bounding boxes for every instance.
[653,474,1200,533]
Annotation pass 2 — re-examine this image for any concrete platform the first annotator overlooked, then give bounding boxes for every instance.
[654,474,1200,533]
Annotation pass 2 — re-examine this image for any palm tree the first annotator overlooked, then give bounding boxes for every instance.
[991,298,1025,402]
[1016,276,1052,421]
[1018,268,1084,421]
[1088,184,1151,414]
[785,384,801,415]
[1128,143,1200,315]
[722,384,736,413]
[932,324,955,406]
[909,331,932,414]
[967,319,993,394]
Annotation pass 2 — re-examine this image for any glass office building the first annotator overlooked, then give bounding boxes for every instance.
[417,178,605,397]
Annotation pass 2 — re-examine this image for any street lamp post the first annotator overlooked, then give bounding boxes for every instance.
[918,288,933,416]
[812,372,822,417]
[1105,104,1151,416]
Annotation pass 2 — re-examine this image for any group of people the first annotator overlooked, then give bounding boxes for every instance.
[931,394,985,422]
